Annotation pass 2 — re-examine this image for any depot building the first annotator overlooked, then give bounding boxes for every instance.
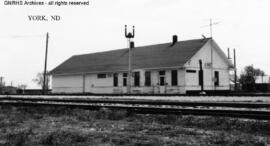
[50,36,234,94]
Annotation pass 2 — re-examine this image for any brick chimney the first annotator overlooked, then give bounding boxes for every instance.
[130,41,135,48]
[172,35,178,45]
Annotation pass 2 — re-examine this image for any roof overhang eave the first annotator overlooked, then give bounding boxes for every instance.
[50,66,185,76]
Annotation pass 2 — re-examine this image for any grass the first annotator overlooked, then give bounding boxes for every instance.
[0,105,269,146]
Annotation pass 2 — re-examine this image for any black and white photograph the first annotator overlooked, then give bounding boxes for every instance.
[0,0,270,145]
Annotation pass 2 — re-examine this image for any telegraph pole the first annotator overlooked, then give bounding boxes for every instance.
[202,19,220,90]
[0,77,3,86]
[0,77,3,94]
[199,59,206,95]
[234,48,237,91]
[42,32,49,95]
[227,48,231,59]
[199,60,204,92]
[124,25,135,94]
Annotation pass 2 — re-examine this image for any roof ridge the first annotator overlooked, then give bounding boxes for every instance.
[73,37,211,57]
[50,37,211,75]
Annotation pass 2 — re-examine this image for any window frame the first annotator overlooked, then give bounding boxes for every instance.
[214,71,219,86]
[186,70,197,73]
[159,70,166,86]
[97,74,106,79]
[171,70,178,86]
[113,73,118,87]
[134,72,140,87]
[145,71,151,86]
[123,73,127,86]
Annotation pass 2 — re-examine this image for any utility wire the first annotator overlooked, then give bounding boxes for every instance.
[0,34,45,39]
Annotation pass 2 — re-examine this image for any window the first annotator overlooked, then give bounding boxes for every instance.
[134,72,140,86]
[159,71,165,86]
[214,71,219,86]
[97,74,106,78]
[145,71,151,86]
[159,71,165,75]
[123,73,127,86]
[171,70,178,86]
[113,73,118,87]
[186,70,196,73]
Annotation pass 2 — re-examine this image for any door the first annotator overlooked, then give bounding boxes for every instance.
[159,71,166,93]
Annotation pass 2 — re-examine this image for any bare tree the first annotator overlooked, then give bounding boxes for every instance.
[0,77,4,87]
[18,84,27,94]
[255,69,266,83]
[32,72,50,90]
[239,65,266,91]
[0,77,5,94]
[18,84,27,89]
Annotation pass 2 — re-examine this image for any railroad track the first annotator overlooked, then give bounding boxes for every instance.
[1,96,270,108]
[0,96,270,120]
[1,92,270,96]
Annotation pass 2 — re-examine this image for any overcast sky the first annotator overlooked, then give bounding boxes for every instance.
[0,0,270,88]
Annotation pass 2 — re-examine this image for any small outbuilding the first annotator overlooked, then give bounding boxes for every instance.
[50,36,234,94]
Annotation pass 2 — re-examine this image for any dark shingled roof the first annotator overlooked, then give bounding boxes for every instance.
[50,38,211,75]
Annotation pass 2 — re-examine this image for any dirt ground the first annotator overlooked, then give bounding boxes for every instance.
[0,105,269,146]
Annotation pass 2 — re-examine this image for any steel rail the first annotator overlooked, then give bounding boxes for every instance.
[0,100,270,120]
[0,97,270,108]
[1,92,270,97]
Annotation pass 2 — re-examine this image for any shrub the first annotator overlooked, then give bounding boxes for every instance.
[5,128,34,146]
[41,130,87,146]
[94,108,128,121]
